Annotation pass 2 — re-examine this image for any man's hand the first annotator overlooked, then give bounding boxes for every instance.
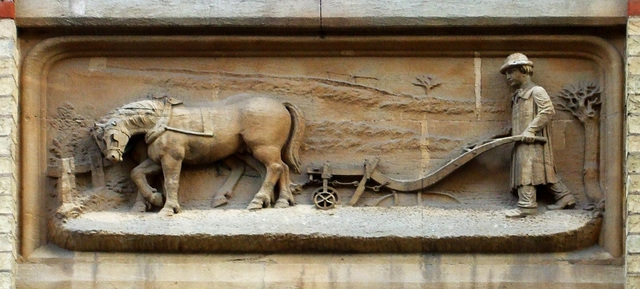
[522,131,537,143]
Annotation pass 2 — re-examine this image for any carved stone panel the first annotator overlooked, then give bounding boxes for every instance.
[21,36,623,255]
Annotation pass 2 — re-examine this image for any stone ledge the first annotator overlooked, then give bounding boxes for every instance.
[17,245,623,288]
[52,206,601,253]
[14,0,626,27]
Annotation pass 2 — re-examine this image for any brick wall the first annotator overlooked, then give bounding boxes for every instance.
[0,19,18,289]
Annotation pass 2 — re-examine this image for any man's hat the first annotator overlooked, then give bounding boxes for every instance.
[499,53,533,74]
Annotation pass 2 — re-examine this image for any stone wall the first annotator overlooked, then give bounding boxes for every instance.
[0,18,18,289]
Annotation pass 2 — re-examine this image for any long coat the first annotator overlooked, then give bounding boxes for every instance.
[511,84,558,190]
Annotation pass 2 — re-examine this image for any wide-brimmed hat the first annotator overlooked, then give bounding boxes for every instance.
[499,53,533,74]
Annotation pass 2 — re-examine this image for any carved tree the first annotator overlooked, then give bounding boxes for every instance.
[556,81,604,203]
[412,74,441,95]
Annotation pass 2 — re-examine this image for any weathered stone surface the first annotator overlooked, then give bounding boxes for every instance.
[16,0,320,27]
[52,207,601,253]
[17,246,624,288]
[15,0,625,27]
[322,0,626,27]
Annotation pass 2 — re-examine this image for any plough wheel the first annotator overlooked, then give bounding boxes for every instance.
[313,187,339,210]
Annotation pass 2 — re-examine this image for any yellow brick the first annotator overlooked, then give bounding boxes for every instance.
[0,77,15,97]
[630,93,640,111]
[630,136,640,154]
[0,252,13,273]
[630,18,640,36]
[630,155,640,174]
[630,255,640,273]
[629,215,640,234]
[629,275,640,289]
[630,57,640,76]
[631,37,640,56]
[631,116,640,135]
[631,195,640,214]
[0,20,15,40]
[0,215,14,235]
[0,177,15,197]
[631,235,640,253]
[0,234,14,253]
[0,117,13,136]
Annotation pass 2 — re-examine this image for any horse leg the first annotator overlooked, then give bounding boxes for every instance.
[159,155,184,216]
[130,193,150,213]
[274,162,296,208]
[131,159,163,208]
[246,146,284,210]
[212,156,245,208]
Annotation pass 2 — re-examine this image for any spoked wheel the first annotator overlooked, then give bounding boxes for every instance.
[312,187,339,210]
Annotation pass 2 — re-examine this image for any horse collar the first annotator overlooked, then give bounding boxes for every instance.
[144,101,173,144]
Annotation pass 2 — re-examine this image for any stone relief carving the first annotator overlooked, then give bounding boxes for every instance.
[500,53,576,218]
[91,95,305,215]
[34,37,620,254]
[556,81,605,213]
[412,74,442,95]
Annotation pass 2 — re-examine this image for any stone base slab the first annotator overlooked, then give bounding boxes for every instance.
[52,206,601,253]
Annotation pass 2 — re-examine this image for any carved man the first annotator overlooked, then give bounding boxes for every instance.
[500,53,576,218]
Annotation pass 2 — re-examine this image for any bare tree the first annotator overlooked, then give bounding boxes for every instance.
[412,74,441,95]
[556,81,604,203]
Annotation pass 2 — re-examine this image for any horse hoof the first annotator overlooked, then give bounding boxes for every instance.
[130,201,147,213]
[149,193,164,207]
[211,196,228,208]
[274,199,292,208]
[159,208,174,216]
[247,198,270,210]
[247,201,263,210]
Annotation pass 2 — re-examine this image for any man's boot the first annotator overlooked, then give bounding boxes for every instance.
[505,207,538,218]
[547,194,576,210]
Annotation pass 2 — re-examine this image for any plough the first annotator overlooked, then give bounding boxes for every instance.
[306,135,545,209]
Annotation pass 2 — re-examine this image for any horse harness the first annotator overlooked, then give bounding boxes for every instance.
[144,98,215,144]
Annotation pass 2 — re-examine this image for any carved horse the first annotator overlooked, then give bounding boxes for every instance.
[91,127,252,212]
[94,95,305,215]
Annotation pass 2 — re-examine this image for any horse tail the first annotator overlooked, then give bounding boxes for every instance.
[283,102,306,174]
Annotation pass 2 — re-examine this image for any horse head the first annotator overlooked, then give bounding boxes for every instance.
[100,118,132,162]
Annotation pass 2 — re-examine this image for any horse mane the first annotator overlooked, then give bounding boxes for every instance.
[102,99,165,129]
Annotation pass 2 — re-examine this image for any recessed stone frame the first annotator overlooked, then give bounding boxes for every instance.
[20,36,623,257]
